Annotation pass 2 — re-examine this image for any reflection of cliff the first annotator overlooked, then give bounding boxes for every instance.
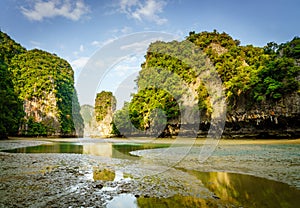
[186,170,300,207]
[4,143,83,154]
[82,143,112,157]
[137,195,214,208]
[93,168,115,181]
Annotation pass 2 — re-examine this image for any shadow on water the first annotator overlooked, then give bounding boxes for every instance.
[1,142,170,160]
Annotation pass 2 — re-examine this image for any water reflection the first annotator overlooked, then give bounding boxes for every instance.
[2,142,169,160]
[185,170,300,208]
[2,143,84,154]
[93,169,115,181]
[83,143,112,157]
[106,194,216,208]
[137,195,216,208]
[106,194,138,208]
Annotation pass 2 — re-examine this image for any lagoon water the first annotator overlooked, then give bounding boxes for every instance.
[2,141,170,159]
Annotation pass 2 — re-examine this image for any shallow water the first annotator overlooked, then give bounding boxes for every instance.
[1,141,170,159]
[105,169,300,208]
[185,170,300,208]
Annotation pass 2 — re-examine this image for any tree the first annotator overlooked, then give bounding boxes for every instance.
[0,31,25,138]
[0,60,24,138]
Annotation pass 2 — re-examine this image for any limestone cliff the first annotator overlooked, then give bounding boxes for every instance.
[93,91,116,137]
[113,31,300,138]
[9,49,84,137]
[221,79,300,138]
[0,31,83,137]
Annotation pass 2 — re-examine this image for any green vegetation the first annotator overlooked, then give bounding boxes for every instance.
[187,30,299,104]
[112,30,300,136]
[1,30,299,138]
[0,31,25,138]
[0,61,24,138]
[94,91,116,122]
[0,31,83,137]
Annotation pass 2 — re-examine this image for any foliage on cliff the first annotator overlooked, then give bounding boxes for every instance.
[94,91,116,122]
[0,31,83,137]
[9,49,83,136]
[112,30,300,136]
[0,31,25,138]
[187,30,299,104]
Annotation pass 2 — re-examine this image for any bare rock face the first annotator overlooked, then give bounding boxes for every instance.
[222,91,300,138]
[97,112,115,137]
[21,92,60,135]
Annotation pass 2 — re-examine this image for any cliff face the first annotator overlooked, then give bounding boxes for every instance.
[222,81,300,138]
[0,31,83,137]
[21,92,60,136]
[10,49,84,137]
[93,91,116,137]
[189,32,299,138]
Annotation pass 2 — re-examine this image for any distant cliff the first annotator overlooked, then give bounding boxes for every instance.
[0,31,83,138]
[80,92,116,138]
[94,91,116,137]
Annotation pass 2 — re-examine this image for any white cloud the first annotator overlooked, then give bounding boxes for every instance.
[79,44,84,52]
[90,38,117,48]
[21,0,90,21]
[91,40,100,46]
[111,64,138,77]
[70,56,89,71]
[120,39,150,51]
[118,0,168,25]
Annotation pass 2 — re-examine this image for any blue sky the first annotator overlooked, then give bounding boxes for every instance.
[1,0,300,106]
